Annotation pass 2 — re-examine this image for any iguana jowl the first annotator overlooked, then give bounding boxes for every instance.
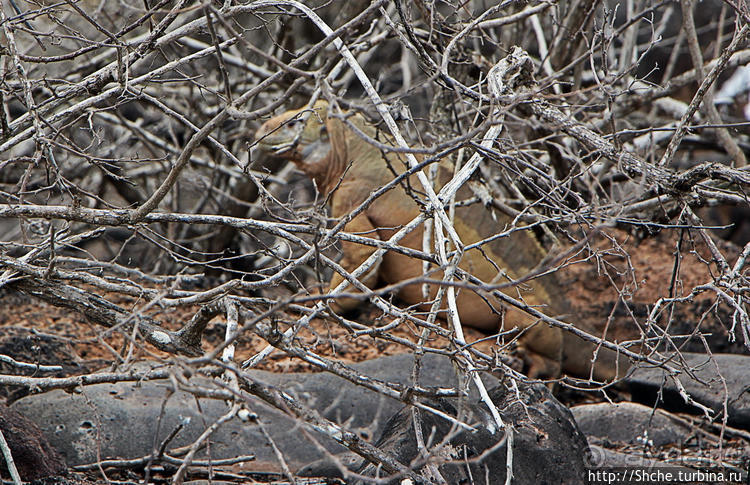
[254,101,626,381]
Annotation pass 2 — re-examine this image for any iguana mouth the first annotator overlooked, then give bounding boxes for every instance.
[267,141,298,156]
[257,132,329,163]
[255,137,300,159]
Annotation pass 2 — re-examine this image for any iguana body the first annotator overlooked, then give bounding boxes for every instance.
[255,101,626,381]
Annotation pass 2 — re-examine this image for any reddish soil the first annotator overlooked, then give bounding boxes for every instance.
[565,227,747,354]
[0,226,747,484]
[0,226,746,398]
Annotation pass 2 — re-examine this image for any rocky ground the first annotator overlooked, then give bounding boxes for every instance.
[1,228,749,484]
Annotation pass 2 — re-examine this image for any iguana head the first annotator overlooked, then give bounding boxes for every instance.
[254,101,331,167]
[255,100,351,195]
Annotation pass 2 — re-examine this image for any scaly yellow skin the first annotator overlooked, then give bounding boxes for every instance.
[255,101,626,381]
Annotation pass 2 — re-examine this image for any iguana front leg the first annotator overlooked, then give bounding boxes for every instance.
[517,321,563,379]
[328,213,382,312]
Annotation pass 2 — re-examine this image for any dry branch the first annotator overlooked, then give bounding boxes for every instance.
[1,0,749,481]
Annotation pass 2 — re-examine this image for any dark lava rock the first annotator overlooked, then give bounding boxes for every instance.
[296,452,362,481]
[304,381,588,484]
[182,480,248,485]
[586,445,698,474]
[627,353,750,430]
[572,402,692,447]
[0,402,65,480]
[0,327,88,402]
[11,354,498,473]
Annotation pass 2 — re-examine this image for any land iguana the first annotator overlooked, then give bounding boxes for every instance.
[254,100,628,381]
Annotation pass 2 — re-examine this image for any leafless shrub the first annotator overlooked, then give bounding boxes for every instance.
[1,0,749,482]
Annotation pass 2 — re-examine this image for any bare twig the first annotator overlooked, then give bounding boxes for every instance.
[0,429,22,485]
